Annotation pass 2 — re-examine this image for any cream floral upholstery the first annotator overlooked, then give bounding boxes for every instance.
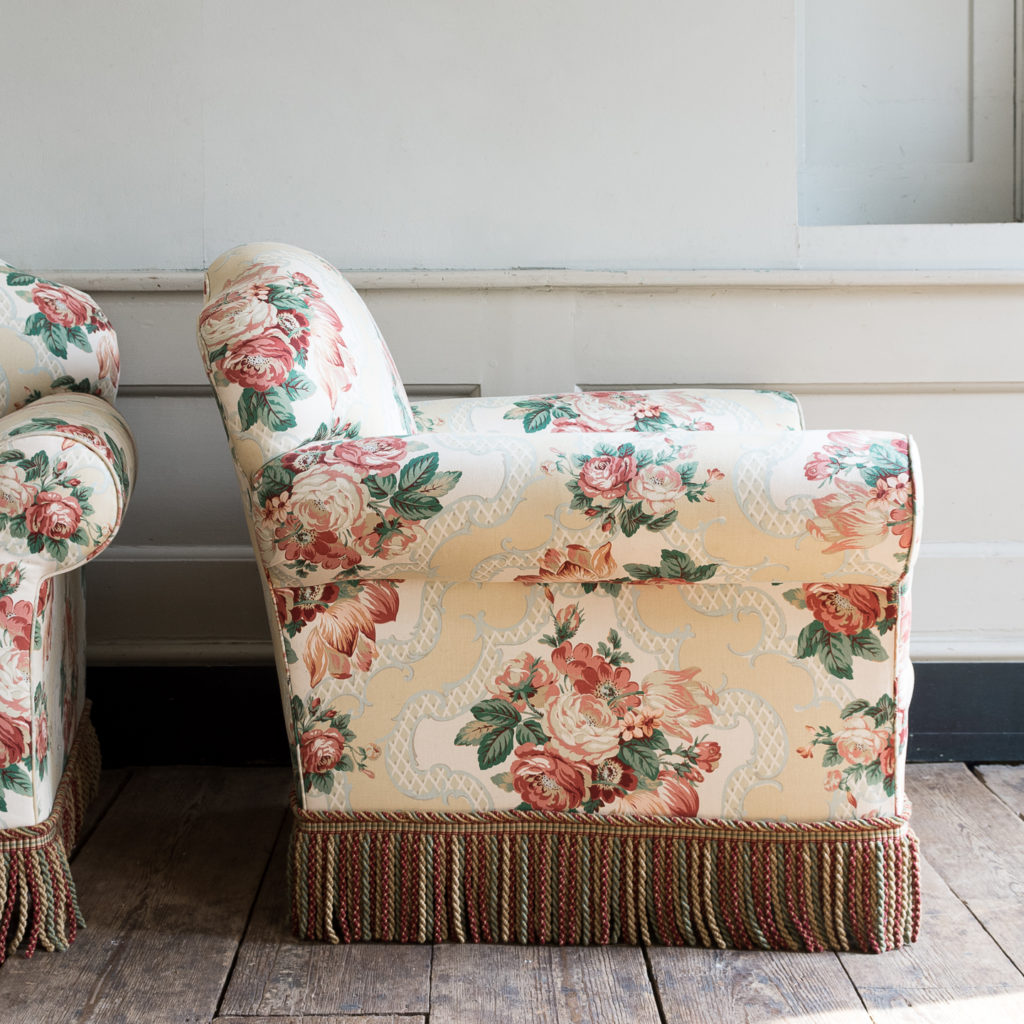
[0,263,136,960]
[200,242,921,952]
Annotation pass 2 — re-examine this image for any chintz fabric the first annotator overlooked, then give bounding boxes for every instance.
[202,242,920,826]
[0,267,136,831]
[201,242,922,951]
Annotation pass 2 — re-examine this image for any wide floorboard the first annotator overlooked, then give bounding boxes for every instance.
[2,764,1023,1023]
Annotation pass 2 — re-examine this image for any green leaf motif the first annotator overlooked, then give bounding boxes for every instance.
[389,491,442,521]
[620,502,650,537]
[398,452,439,493]
[281,369,314,400]
[0,762,32,796]
[850,629,888,663]
[477,725,514,770]
[521,406,553,432]
[67,325,91,352]
[841,698,871,719]
[238,386,297,432]
[796,621,826,659]
[6,272,35,287]
[817,631,854,679]
[491,771,515,792]
[455,720,494,746]
[821,746,843,769]
[257,462,292,504]
[646,511,677,531]
[419,470,461,499]
[471,698,521,727]
[515,720,548,746]
[783,587,807,609]
[618,739,661,781]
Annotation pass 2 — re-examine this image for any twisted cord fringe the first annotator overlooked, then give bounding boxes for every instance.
[288,798,921,953]
[0,706,101,962]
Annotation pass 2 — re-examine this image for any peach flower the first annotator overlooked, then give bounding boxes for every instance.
[578,454,637,500]
[626,464,685,514]
[806,479,890,553]
[0,465,38,517]
[834,716,888,765]
[302,581,400,685]
[641,668,718,741]
[607,770,699,817]
[515,542,620,584]
[487,653,559,711]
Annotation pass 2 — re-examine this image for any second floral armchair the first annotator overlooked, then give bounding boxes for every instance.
[199,242,921,953]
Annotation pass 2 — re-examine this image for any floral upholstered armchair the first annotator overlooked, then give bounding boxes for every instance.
[200,243,921,953]
[0,263,135,960]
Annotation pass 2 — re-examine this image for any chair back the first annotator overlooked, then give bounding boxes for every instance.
[200,243,414,478]
[0,261,119,415]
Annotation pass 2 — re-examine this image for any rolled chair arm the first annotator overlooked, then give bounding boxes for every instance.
[411,388,803,435]
[0,393,136,573]
[249,426,919,590]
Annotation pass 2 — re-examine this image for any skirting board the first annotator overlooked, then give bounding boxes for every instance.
[85,662,1024,768]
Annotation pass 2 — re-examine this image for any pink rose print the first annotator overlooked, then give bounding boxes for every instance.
[31,282,92,327]
[329,437,407,476]
[834,716,889,765]
[219,330,294,391]
[487,653,559,711]
[299,727,346,775]
[25,492,82,539]
[510,744,589,811]
[625,464,685,514]
[578,454,637,500]
[0,465,38,518]
[0,711,29,767]
[543,691,622,764]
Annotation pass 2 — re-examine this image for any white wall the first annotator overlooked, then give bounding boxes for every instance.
[1,1,1021,664]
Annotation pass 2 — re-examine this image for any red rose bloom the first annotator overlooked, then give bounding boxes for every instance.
[590,758,639,804]
[0,596,34,651]
[510,744,589,811]
[578,454,638,500]
[803,583,884,636]
[694,740,722,773]
[0,712,29,767]
[299,727,345,775]
[25,492,83,540]
[220,330,294,391]
[31,282,92,327]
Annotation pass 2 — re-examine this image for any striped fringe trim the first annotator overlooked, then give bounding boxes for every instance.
[0,705,101,963]
[288,802,921,952]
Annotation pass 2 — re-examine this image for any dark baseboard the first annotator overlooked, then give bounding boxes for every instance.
[86,662,1024,768]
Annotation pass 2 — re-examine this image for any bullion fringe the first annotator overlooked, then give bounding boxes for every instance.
[288,800,921,952]
[0,705,101,962]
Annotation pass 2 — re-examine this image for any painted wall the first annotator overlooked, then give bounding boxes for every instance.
[1,1,1020,663]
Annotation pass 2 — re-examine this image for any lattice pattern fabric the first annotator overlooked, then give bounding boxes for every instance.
[200,242,922,952]
[0,264,137,960]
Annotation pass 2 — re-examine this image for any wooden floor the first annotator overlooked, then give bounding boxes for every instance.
[1,765,1023,1023]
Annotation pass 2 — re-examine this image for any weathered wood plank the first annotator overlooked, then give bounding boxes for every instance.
[907,763,1024,976]
[220,827,432,1016]
[0,767,288,1024]
[974,764,1024,820]
[75,767,132,851]
[648,945,871,1023]
[430,943,661,1024]
[840,855,1024,1022]
[216,1018,425,1023]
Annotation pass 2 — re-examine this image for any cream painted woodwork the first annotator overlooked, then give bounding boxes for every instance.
[800,0,1018,225]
